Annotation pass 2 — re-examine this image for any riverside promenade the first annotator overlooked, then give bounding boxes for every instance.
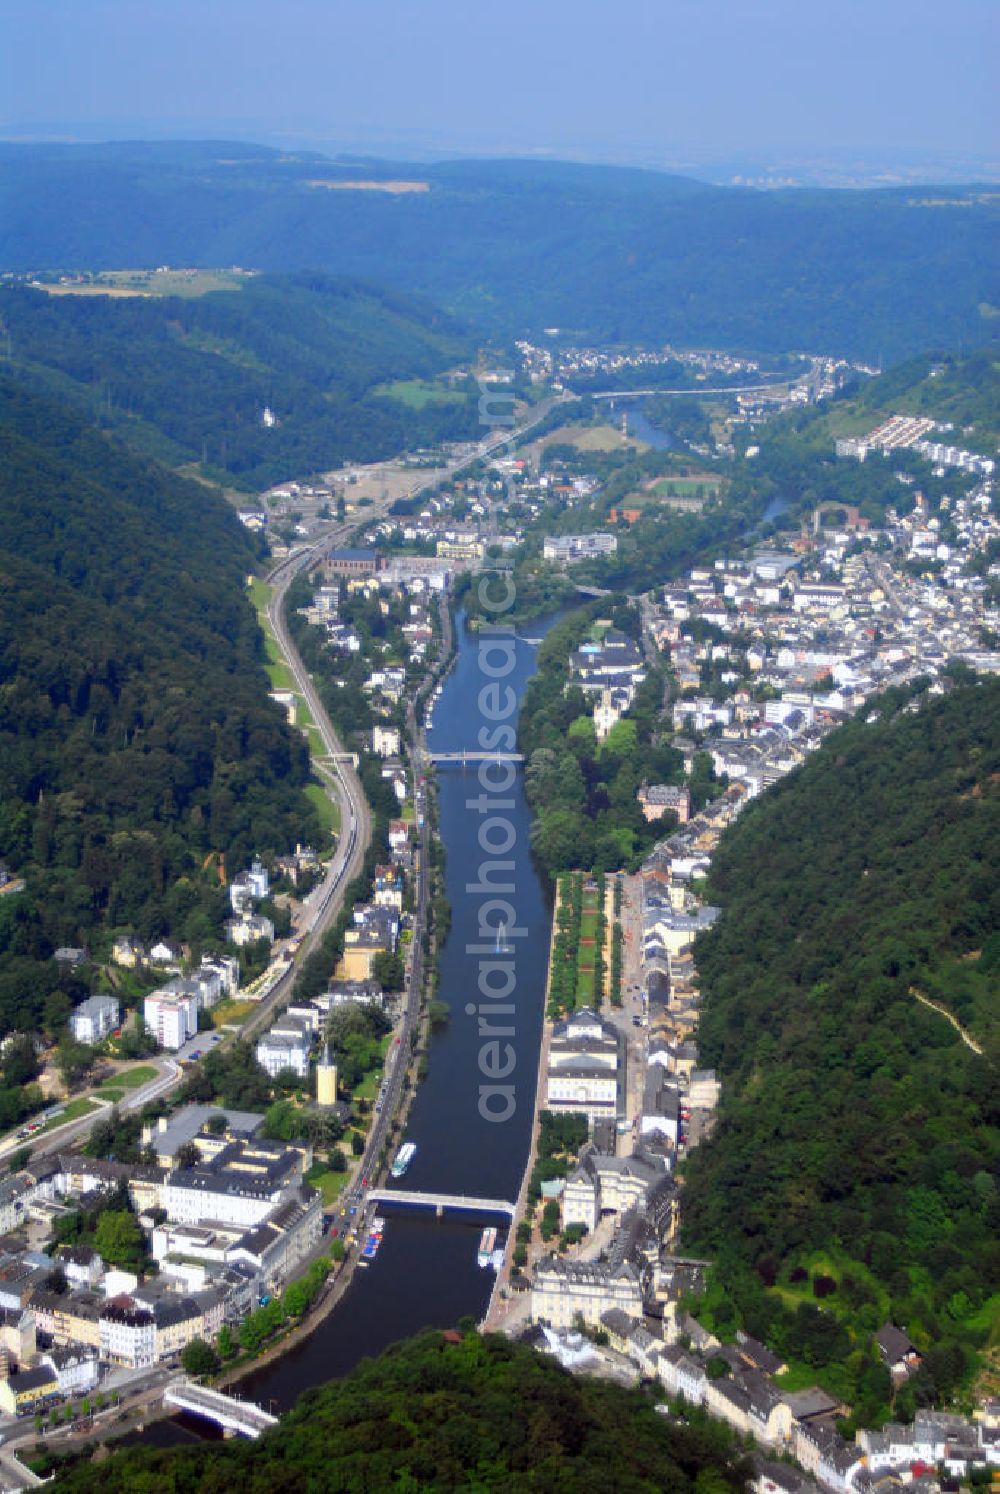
[482,881,564,1332]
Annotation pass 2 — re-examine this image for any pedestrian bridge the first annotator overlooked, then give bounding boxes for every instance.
[428,751,524,765]
[164,1379,279,1439]
[368,1188,516,1218]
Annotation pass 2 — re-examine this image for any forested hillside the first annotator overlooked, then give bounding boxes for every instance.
[1,142,997,361]
[824,349,1000,454]
[0,273,477,488]
[0,380,319,1034]
[47,1326,747,1492]
[682,677,1000,1417]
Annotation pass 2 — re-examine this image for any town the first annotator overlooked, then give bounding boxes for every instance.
[0,544,450,1448]
[0,369,994,1484]
[473,404,999,1492]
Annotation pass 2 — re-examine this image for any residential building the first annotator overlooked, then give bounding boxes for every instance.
[562,1149,670,1234]
[111,934,145,969]
[27,1290,103,1351]
[144,988,198,1050]
[99,1297,156,1368]
[41,1345,101,1397]
[56,1244,104,1290]
[69,994,120,1045]
[531,1254,643,1329]
[372,725,401,757]
[638,784,691,824]
[256,1023,312,1080]
[0,1364,60,1416]
[224,913,275,947]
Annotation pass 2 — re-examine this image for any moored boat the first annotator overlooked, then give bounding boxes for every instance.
[391,1141,417,1178]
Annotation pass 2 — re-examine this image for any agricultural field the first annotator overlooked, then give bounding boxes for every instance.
[33,268,251,298]
[545,422,649,454]
[374,377,466,408]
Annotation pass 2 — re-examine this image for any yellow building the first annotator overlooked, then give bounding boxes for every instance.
[0,1364,60,1416]
[338,934,386,982]
[316,1049,338,1107]
[436,538,484,562]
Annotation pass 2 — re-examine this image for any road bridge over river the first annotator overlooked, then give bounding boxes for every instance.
[368,1189,516,1219]
[164,1380,279,1438]
[427,751,524,765]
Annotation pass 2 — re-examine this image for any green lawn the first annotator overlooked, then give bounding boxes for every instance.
[249,579,294,689]
[354,1068,383,1101]
[374,378,465,409]
[33,1098,100,1137]
[248,577,273,613]
[651,476,722,496]
[97,1064,157,1094]
[306,780,341,836]
[305,1164,350,1205]
[265,658,296,692]
[772,1362,825,1393]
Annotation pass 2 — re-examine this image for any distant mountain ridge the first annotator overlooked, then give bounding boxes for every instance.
[0,141,996,361]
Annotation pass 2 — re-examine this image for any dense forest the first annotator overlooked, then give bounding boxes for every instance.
[48,1326,748,1492]
[682,677,1000,1418]
[0,273,478,488]
[1,142,997,361]
[0,380,320,1035]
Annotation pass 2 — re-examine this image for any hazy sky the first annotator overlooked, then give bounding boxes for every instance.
[2,0,997,168]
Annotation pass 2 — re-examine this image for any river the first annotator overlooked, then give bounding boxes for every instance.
[621,401,680,450]
[141,609,557,1446]
[240,610,558,1408]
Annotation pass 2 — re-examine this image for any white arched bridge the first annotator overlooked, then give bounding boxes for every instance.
[164,1379,279,1438]
[367,1188,516,1218]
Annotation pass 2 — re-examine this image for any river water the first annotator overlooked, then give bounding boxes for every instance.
[141,610,556,1446]
[621,401,680,450]
[230,609,559,1406]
